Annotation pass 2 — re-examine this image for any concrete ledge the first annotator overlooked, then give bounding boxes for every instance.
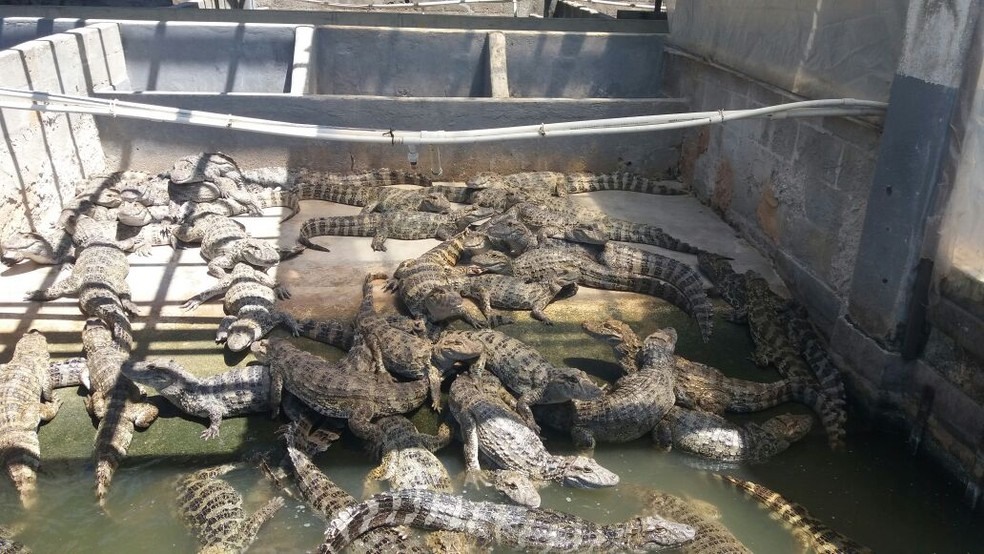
[288,25,314,95]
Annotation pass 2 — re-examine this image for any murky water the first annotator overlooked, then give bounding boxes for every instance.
[3,303,984,554]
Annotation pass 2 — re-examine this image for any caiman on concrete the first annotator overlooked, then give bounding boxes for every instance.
[0,331,58,509]
[318,489,697,554]
[1,228,74,267]
[171,212,286,278]
[720,474,871,553]
[176,463,285,554]
[297,181,451,214]
[466,171,689,197]
[181,262,299,352]
[122,359,276,440]
[638,488,752,554]
[169,152,263,215]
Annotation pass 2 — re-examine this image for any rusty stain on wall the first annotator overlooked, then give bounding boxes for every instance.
[711,157,733,217]
[757,174,781,243]
[679,127,709,187]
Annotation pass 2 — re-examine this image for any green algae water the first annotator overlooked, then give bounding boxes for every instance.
[3,304,984,554]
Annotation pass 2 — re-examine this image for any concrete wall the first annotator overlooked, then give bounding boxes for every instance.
[0,16,87,49]
[0,22,127,241]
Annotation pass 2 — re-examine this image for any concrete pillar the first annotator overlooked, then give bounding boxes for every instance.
[487,31,510,99]
[845,0,981,350]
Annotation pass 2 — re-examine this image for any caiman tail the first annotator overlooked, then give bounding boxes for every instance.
[297,214,380,252]
[565,172,690,195]
[604,220,705,255]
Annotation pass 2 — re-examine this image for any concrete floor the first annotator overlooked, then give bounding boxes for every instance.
[0,180,785,460]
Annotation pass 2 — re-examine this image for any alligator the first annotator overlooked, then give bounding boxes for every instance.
[581,319,808,415]
[169,152,264,215]
[654,406,813,463]
[181,262,299,352]
[175,463,285,553]
[171,211,285,278]
[638,489,752,554]
[318,488,697,554]
[293,318,355,350]
[355,273,461,411]
[696,252,748,322]
[275,424,428,553]
[0,330,58,509]
[719,474,872,553]
[470,248,706,340]
[122,359,276,440]
[467,171,689,197]
[47,357,90,390]
[296,181,451,214]
[297,205,493,252]
[536,235,714,341]
[535,328,678,449]
[296,168,433,188]
[388,230,489,327]
[25,215,141,349]
[81,319,159,505]
[448,371,619,505]
[254,338,430,442]
[1,228,74,266]
[744,271,846,449]
[0,525,29,553]
[437,329,603,428]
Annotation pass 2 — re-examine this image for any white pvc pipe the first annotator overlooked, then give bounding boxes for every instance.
[297,0,512,9]
[581,0,657,8]
[0,87,886,145]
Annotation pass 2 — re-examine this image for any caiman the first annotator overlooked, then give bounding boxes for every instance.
[176,463,285,554]
[654,406,813,464]
[0,524,29,553]
[169,152,263,215]
[535,328,678,449]
[1,228,74,267]
[638,488,752,554]
[81,319,158,506]
[719,474,872,553]
[122,359,276,440]
[25,215,142,349]
[181,262,299,352]
[448,371,618,506]
[318,489,697,554]
[254,338,430,443]
[296,168,432,188]
[297,205,492,252]
[171,212,286,278]
[296,181,451,214]
[47,356,90,390]
[0,331,58,509]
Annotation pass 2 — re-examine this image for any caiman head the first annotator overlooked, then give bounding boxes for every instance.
[582,319,637,348]
[626,515,697,549]
[121,359,187,391]
[225,319,263,352]
[640,327,678,368]
[250,339,271,362]
[90,186,123,209]
[563,222,608,245]
[539,367,604,403]
[468,250,513,275]
[761,413,814,445]
[240,239,282,268]
[482,215,536,256]
[1,232,60,266]
[423,286,467,323]
[10,329,48,366]
[117,201,152,227]
[553,455,620,488]
[489,470,541,509]
[431,333,484,374]
[419,191,453,214]
[169,153,210,184]
[465,172,500,189]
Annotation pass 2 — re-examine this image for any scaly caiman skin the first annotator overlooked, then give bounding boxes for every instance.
[171,212,284,278]
[181,262,299,352]
[318,489,696,554]
[169,152,263,215]
[454,264,580,326]
[297,181,451,214]
[298,206,492,253]
[176,463,285,554]
[696,253,748,323]
[638,489,751,554]
[47,356,90,390]
[253,338,429,443]
[0,525,30,553]
[122,359,276,440]
[296,168,432,188]
[25,216,141,349]
[467,171,688,197]
[0,331,58,509]
[535,328,678,449]
[654,406,813,463]
[81,319,158,506]
[720,474,872,553]
[448,371,618,505]
[1,228,74,267]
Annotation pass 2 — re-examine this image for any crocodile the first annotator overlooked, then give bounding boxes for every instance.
[0,525,29,553]
[355,273,449,410]
[171,212,285,278]
[638,489,752,554]
[537,236,714,341]
[47,357,90,390]
[169,152,264,215]
[277,424,428,553]
[448,371,619,504]
[254,338,430,442]
[470,248,704,338]
[534,328,678,449]
[81,319,158,505]
[180,262,299,352]
[25,215,141,349]
[121,359,276,440]
[438,329,603,428]
[467,171,689,197]
[0,330,58,509]
[297,181,451,214]
[744,271,846,449]
[581,319,809,415]
[175,463,285,554]
[696,253,749,322]
[719,474,872,553]
[653,406,813,463]
[319,489,697,554]
[1,228,74,266]
[297,205,493,252]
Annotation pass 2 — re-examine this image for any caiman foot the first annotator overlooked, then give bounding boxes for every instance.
[200,425,221,441]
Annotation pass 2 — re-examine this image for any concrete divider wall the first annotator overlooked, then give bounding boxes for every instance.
[0,17,88,50]
[0,22,127,241]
